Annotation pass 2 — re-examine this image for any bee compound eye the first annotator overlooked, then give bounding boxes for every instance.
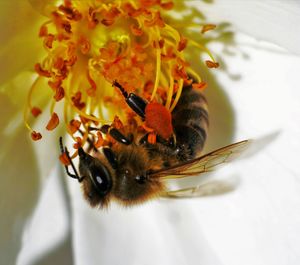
[135,174,147,184]
[89,165,112,196]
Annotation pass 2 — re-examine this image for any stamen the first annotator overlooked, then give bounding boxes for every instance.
[189,39,218,63]
[151,37,162,101]
[165,71,174,109]
[68,119,81,134]
[31,107,42,117]
[54,86,65,102]
[94,131,104,148]
[192,81,208,90]
[201,24,217,34]
[169,78,183,112]
[29,0,218,157]
[34,63,51,77]
[177,35,188,52]
[205,60,220,68]
[24,76,42,132]
[160,2,174,10]
[31,131,42,141]
[46,112,59,131]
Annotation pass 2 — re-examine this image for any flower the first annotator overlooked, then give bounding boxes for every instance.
[1,1,300,265]
[24,0,219,155]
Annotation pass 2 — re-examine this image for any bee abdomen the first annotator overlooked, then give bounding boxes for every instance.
[172,85,209,160]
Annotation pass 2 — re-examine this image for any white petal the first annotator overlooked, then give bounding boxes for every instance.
[0,92,40,264]
[0,72,59,263]
[70,33,300,265]
[70,190,223,265]
[189,0,300,55]
[17,165,72,265]
[203,33,300,265]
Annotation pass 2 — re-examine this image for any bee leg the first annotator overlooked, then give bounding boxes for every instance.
[109,127,133,145]
[113,80,147,119]
[90,125,133,145]
[169,134,177,148]
[59,137,85,182]
[103,147,118,169]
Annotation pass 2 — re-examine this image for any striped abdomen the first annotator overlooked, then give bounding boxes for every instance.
[172,83,209,161]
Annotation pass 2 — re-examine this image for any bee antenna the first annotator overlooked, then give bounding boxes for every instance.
[113,80,128,98]
[59,137,84,182]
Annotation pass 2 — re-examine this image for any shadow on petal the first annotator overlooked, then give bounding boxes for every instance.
[0,93,40,264]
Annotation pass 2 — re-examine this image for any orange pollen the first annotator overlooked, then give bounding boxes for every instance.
[58,4,82,21]
[147,132,157,144]
[94,132,104,148]
[205,60,220,68]
[71,92,85,110]
[73,137,82,149]
[112,115,124,129]
[78,37,91,54]
[145,102,173,139]
[46,112,59,131]
[59,152,71,166]
[86,71,97,97]
[160,1,174,10]
[87,7,99,29]
[54,86,65,101]
[177,57,190,67]
[48,79,62,90]
[177,35,188,52]
[130,24,144,36]
[31,107,42,117]
[144,11,165,27]
[101,18,115,27]
[192,81,208,91]
[34,63,51,77]
[201,24,216,34]
[53,57,65,70]
[44,34,55,49]
[172,64,188,80]
[68,119,81,134]
[31,131,42,141]
[39,24,48,37]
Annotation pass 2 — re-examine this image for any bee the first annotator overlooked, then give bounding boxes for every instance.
[60,79,249,208]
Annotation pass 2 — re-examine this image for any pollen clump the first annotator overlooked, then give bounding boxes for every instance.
[145,102,173,140]
[25,0,218,155]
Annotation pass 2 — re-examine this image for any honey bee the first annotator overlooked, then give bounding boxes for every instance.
[60,79,249,208]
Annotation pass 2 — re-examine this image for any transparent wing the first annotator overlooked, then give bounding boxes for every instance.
[161,180,236,198]
[150,140,250,180]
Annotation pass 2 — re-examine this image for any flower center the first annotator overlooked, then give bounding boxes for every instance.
[25,0,218,155]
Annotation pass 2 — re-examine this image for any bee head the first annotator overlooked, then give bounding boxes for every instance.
[111,145,163,206]
[78,145,163,207]
[78,148,113,208]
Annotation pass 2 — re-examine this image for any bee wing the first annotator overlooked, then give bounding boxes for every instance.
[150,140,250,180]
[161,180,236,198]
